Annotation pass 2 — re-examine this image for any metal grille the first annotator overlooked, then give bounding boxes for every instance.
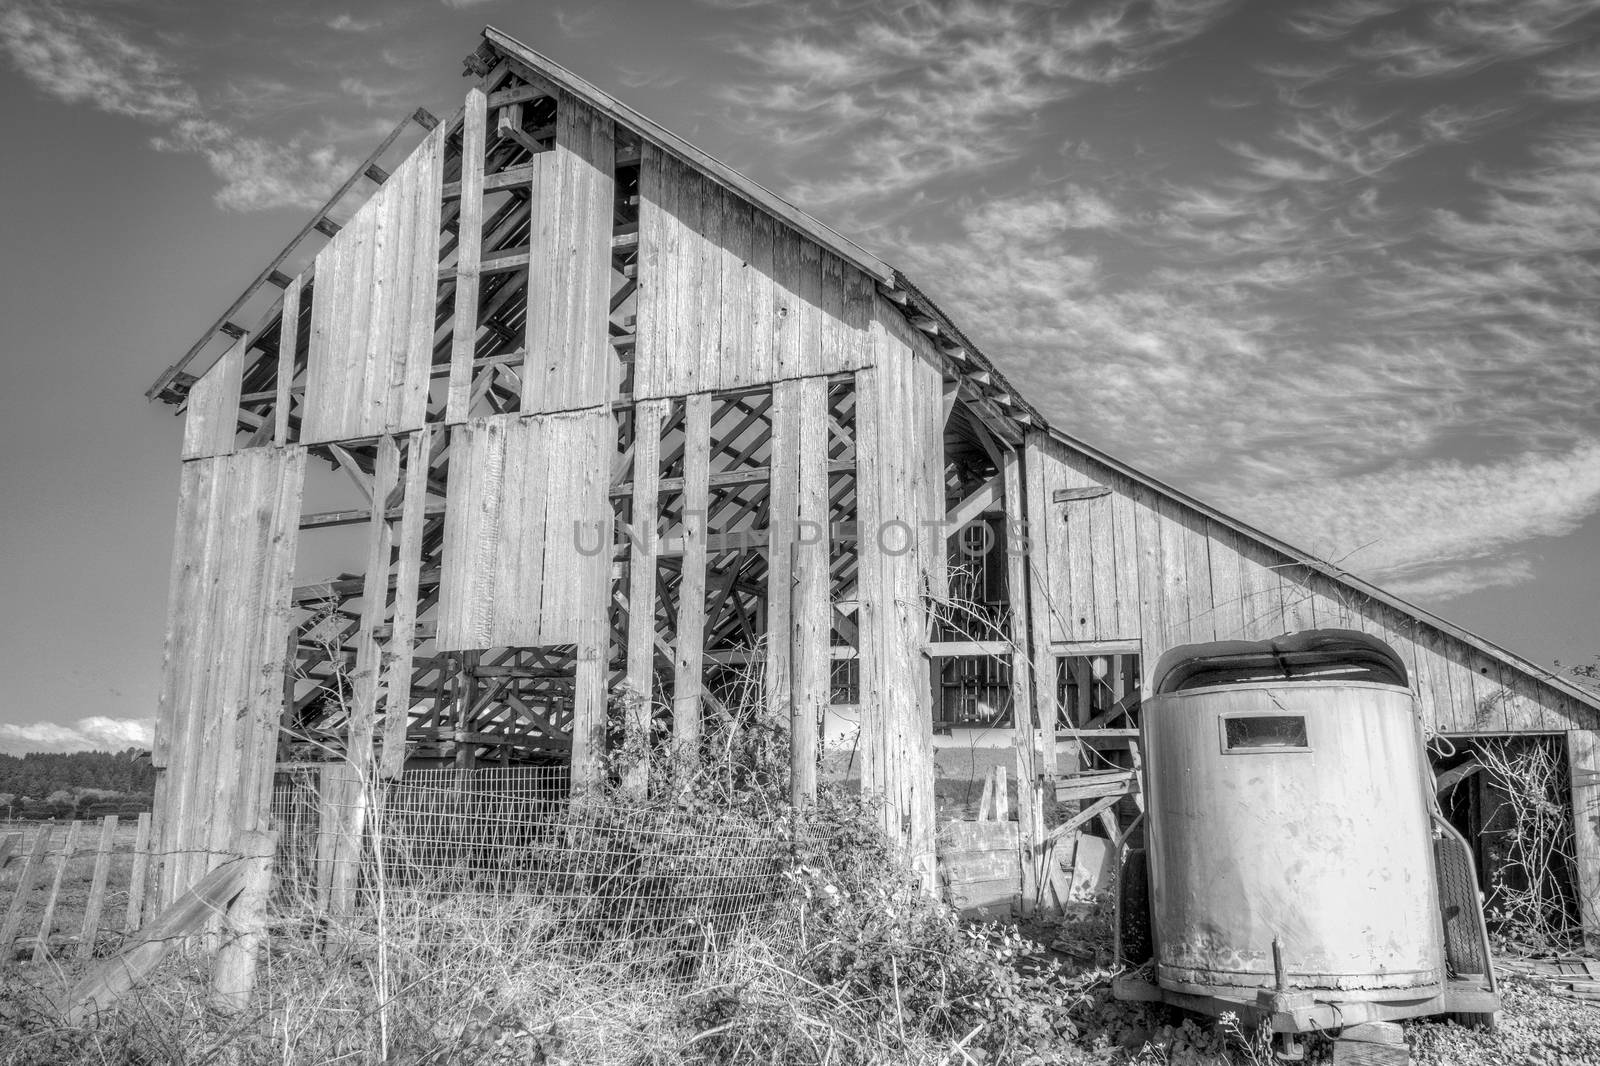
[268,766,800,958]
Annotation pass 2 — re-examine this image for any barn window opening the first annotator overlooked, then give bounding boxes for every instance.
[1055,650,1142,730]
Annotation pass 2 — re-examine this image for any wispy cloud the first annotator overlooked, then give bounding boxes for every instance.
[0,715,153,756]
[327,13,380,33]
[711,0,1242,211]
[0,0,353,210]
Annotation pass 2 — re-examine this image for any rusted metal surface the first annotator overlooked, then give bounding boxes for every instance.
[1144,680,1444,997]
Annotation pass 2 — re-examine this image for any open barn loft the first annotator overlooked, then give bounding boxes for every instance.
[146,27,1600,929]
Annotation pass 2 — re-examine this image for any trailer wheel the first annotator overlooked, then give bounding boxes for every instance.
[1118,848,1153,966]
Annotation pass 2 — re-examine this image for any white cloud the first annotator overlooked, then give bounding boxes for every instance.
[0,716,153,756]
[0,0,352,210]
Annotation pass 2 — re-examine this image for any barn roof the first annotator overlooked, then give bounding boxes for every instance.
[147,25,1600,717]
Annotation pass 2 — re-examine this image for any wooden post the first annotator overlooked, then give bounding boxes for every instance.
[791,376,829,806]
[0,826,51,957]
[624,399,666,797]
[1003,448,1045,912]
[125,812,153,933]
[211,830,277,1013]
[34,820,83,961]
[316,763,365,915]
[672,393,711,774]
[1568,729,1600,950]
[77,816,119,960]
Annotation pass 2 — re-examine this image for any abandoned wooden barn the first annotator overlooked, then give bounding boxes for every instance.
[144,27,1600,932]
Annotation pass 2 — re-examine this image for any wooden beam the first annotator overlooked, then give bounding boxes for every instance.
[672,393,710,771]
[623,400,666,796]
[791,376,829,806]
[447,88,488,424]
[1570,729,1600,950]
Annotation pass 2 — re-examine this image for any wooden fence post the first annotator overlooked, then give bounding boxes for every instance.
[34,821,84,961]
[77,816,119,960]
[0,826,51,959]
[211,830,277,1013]
[125,812,153,933]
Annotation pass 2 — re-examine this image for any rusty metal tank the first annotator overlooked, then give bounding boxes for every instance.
[1141,630,1445,1001]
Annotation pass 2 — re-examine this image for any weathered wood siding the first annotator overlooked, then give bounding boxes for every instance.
[633,146,873,397]
[436,410,612,650]
[525,91,616,414]
[1025,430,1598,734]
[181,336,244,459]
[855,301,948,882]
[151,447,305,908]
[302,123,446,443]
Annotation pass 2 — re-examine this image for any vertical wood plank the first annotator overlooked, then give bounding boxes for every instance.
[791,376,829,805]
[76,816,119,960]
[719,191,754,388]
[673,393,711,767]
[273,278,302,446]
[624,399,666,795]
[381,428,431,778]
[182,336,245,460]
[1010,444,1046,910]
[1569,729,1600,949]
[0,826,52,952]
[350,437,400,769]
[695,174,725,391]
[125,812,152,933]
[34,820,83,961]
[446,88,487,424]
[767,381,800,728]
[1206,523,1247,641]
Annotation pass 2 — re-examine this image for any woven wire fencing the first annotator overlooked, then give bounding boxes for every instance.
[268,766,806,961]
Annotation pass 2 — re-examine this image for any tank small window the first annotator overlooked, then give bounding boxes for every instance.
[1221,714,1310,752]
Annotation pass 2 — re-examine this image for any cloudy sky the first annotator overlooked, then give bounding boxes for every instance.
[1,0,1597,753]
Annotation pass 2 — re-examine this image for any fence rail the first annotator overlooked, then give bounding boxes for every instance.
[0,813,154,962]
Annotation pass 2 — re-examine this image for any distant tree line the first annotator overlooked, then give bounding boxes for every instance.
[0,748,155,820]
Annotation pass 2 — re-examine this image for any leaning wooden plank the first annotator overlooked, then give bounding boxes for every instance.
[125,812,153,933]
[34,820,84,961]
[64,852,255,1025]
[182,335,245,460]
[446,89,488,423]
[0,827,52,956]
[672,393,711,768]
[76,816,120,961]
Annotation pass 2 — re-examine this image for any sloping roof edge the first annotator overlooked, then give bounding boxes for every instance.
[481,26,896,288]
[1036,421,1600,715]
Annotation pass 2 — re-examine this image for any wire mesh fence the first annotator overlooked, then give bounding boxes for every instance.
[268,766,807,961]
